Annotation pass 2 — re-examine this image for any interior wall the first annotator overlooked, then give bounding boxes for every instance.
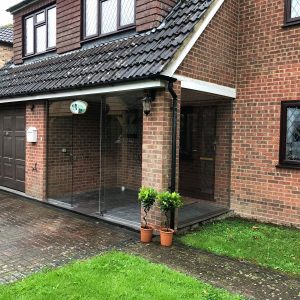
[47,99,142,199]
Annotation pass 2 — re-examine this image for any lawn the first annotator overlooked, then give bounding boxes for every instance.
[179,218,300,276]
[0,251,243,300]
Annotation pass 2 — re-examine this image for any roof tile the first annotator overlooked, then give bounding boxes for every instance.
[0,0,213,98]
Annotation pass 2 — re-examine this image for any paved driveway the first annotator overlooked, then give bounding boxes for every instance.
[0,191,138,284]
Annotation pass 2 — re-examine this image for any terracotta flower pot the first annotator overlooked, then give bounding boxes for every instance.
[160,228,174,247]
[140,226,153,243]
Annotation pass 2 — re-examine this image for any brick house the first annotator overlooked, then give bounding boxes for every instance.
[0,26,13,68]
[0,0,299,230]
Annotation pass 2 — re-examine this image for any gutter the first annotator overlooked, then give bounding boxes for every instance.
[7,0,40,14]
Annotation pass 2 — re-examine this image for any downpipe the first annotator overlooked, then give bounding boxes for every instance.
[168,80,178,229]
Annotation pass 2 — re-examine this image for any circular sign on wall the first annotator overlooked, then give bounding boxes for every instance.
[70,100,88,114]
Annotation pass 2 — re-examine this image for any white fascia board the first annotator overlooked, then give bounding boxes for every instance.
[176,75,236,98]
[162,0,225,77]
[0,80,166,104]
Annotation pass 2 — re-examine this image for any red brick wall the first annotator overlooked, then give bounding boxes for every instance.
[25,101,47,200]
[136,0,177,32]
[232,0,300,227]
[214,102,233,207]
[13,0,81,64]
[142,83,181,230]
[177,0,239,88]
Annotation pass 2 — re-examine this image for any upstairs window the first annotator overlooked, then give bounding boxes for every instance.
[83,0,135,39]
[24,5,56,56]
[279,101,300,167]
[285,0,300,25]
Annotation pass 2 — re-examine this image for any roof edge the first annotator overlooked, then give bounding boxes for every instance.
[7,0,40,14]
[0,78,168,103]
[162,0,225,77]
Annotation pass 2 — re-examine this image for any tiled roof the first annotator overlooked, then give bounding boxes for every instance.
[0,26,13,45]
[0,0,213,99]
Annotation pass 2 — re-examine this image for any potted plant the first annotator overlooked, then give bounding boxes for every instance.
[157,191,183,247]
[138,186,157,243]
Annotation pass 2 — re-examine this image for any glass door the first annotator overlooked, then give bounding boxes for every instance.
[100,96,142,226]
[47,101,74,207]
[179,106,216,201]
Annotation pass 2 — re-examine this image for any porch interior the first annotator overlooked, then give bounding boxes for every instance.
[46,87,233,231]
[177,88,233,229]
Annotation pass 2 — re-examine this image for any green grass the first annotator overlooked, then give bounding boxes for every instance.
[0,251,243,300]
[179,218,300,276]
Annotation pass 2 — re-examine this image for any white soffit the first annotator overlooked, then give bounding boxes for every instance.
[162,0,225,77]
[0,80,166,103]
[176,75,236,99]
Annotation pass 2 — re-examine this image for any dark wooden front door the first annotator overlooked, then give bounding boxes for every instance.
[0,107,26,192]
[179,106,216,201]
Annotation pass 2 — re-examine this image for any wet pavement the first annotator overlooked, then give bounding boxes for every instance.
[0,191,138,284]
[0,190,299,300]
[125,241,300,300]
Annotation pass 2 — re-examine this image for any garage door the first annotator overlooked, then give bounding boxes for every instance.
[0,107,26,192]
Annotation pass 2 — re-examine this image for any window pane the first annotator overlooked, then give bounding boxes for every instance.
[85,0,98,36]
[120,0,135,26]
[101,0,117,34]
[286,107,300,161]
[36,11,45,23]
[36,25,47,53]
[47,7,56,48]
[291,0,300,18]
[25,17,34,55]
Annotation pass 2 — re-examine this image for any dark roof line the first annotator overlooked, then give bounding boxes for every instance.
[7,0,38,13]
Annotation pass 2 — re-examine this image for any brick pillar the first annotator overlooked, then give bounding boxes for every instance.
[25,101,47,200]
[141,82,181,230]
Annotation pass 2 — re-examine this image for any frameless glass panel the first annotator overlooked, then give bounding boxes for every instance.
[120,0,135,26]
[291,0,300,18]
[47,7,56,48]
[47,96,142,227]
[100,95,142,226]
[36,25,47,53]
[25,17,34,55]
[47,101,74,207]
[101,0,117,34]
[286,106,300,161]
[36,11,45,23]
[85,0,98,36]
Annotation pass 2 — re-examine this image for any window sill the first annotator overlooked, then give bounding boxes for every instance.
[282,20,300,28]
[23,48,56,60]
[81,26,136,45]
[276,163,300,170]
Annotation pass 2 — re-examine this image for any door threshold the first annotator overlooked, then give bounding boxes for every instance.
[177,209,231,229]
[46,198,140,232]
[0,186,35,199]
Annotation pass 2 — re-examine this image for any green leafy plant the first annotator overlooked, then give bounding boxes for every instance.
[157,191,183,231]
[138,187,158,228]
